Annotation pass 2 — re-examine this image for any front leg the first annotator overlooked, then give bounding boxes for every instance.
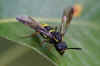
[40,40,47,46]
[40,40,51,51]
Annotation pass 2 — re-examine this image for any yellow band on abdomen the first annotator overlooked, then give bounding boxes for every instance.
[41,24,49,27]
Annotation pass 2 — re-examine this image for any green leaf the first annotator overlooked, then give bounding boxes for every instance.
[0,18,58,66]
[0,37,57,66]
[0,18,100,66]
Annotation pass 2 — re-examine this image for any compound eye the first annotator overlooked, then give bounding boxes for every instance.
[57,43,65,50]
[57,42,67,50]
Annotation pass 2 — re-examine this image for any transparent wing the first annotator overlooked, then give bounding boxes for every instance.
[16,16,44,31]
[28,16,53,38]
[16,16,52,38]
[60,7,74,36]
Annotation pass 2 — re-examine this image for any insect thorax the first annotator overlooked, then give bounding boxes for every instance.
[40,24,63,44]
[40,24,54,39]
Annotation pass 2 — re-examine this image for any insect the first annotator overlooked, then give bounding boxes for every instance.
[16,5,82,55]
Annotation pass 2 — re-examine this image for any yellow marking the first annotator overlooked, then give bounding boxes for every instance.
[41,33,47,38]
[54,37,59,42]
[42,34,48,39]
[49,30,55,32]
[42,24,49,27]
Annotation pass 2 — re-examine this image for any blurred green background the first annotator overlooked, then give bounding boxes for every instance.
[0,0,100,22]
[0,0,100,66]
[0,0,99,21]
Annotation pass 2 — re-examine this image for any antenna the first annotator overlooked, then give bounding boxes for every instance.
[67,48,82,50]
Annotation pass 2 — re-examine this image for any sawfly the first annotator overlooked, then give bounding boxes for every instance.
[16,5,82,55]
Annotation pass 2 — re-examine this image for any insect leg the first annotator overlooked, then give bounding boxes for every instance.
[45,45,51,51]
[40,40,52,51]
[40,40,47,46]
